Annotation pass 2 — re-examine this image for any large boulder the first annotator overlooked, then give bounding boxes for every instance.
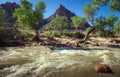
[95,64,113,73]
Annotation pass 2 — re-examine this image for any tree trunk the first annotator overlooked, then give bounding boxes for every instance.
[83,19,95,42]
[33,29,40,43]
[75,27,78,31]
[83,26,96,42]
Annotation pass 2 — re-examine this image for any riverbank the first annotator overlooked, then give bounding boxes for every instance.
[0,32,120,49]
[39,35,120,49]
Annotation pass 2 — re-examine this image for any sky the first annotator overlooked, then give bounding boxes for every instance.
[0,0,120,19]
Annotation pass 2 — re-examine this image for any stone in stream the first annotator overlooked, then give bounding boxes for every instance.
[95,64,113,73]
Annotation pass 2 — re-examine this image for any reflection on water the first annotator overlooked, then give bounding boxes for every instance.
[0,46,120,77]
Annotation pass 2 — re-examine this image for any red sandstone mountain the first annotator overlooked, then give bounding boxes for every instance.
[0,2,20,26]
[47,4,76,23]
[38,4,90,29]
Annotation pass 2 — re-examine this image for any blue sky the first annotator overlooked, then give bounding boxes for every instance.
[0,0,120,19]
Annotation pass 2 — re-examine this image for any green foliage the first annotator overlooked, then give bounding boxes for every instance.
[99,30,114,37]
[21,29,34,37]
[63,30,85,39]
[0,26,34,45]
[0,27,21,42]
[110,0,120,12]
[46,30,61,37]
[92,0,109,7]
[85,27,92,33]
[106,14,118,27]
[114,20,120,34]
[21,0,32,10]
[71,16,86,29]
[0,6,4,21]
[92,0,120,12]
[14,0,46,30]
[45,30,85,39]
[95,16,106,33]
[49,15,69,30]
[83,3,97,25]
[95,14,118,37]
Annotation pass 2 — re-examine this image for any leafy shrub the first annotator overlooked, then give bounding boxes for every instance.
[0,27,20,42]
[0,26,34,43]
[99,30,114,37]
[46,30,61,37]
[63,30,85,39]
[20,29,34,38]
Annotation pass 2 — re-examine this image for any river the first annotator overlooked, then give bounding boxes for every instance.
[0,46,120,77]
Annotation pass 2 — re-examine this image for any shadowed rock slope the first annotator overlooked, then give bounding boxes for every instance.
[0,2,20,26]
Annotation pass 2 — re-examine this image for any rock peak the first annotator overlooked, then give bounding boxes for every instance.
[59,4,64,8]
[49,4,76,22]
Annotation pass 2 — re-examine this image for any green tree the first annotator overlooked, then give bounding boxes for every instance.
[95,16,108,36]
[92,0,120,12]
[106,14,118,28]
[83,3,97,26]
[83,3,97,42]
[71,16,86,30]
[114,20,120,34]
[50,15,69,30]
[14,0,46,42]
[95,14,118,37]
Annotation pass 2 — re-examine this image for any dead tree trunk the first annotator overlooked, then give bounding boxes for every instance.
[33,29,40,43]
[83,26,96,42]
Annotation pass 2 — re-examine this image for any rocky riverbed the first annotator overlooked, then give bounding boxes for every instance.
[0,46,120,77]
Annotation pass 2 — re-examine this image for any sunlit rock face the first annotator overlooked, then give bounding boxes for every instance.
[0,46,120,77]
[47,4,76,23]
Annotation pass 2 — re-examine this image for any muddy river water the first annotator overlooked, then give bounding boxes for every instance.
[0,46,120,77]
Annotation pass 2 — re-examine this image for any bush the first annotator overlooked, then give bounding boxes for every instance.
[20,29,34,38]
[0,27,20,42]
[46,30,61,37]
[99,30,114,37]
[63,30,85,39]
[0,26,34,43]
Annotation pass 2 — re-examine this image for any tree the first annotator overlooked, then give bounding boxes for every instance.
[114,20,120,34]
[95,16,109,36]
[92,0,120,12]
[50,15,69,31]
[95,14,118,37]
[71,16,86,30]
[83,3,97,26]
[83,3,97,42]
[14,0,46,42]
[106,14,118,28]
[95,16,106,33]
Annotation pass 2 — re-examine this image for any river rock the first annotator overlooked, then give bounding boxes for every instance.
[95,64,113,73]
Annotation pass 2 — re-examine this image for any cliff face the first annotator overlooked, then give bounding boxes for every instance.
[0,2,20,24]
[47,4,76,22]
